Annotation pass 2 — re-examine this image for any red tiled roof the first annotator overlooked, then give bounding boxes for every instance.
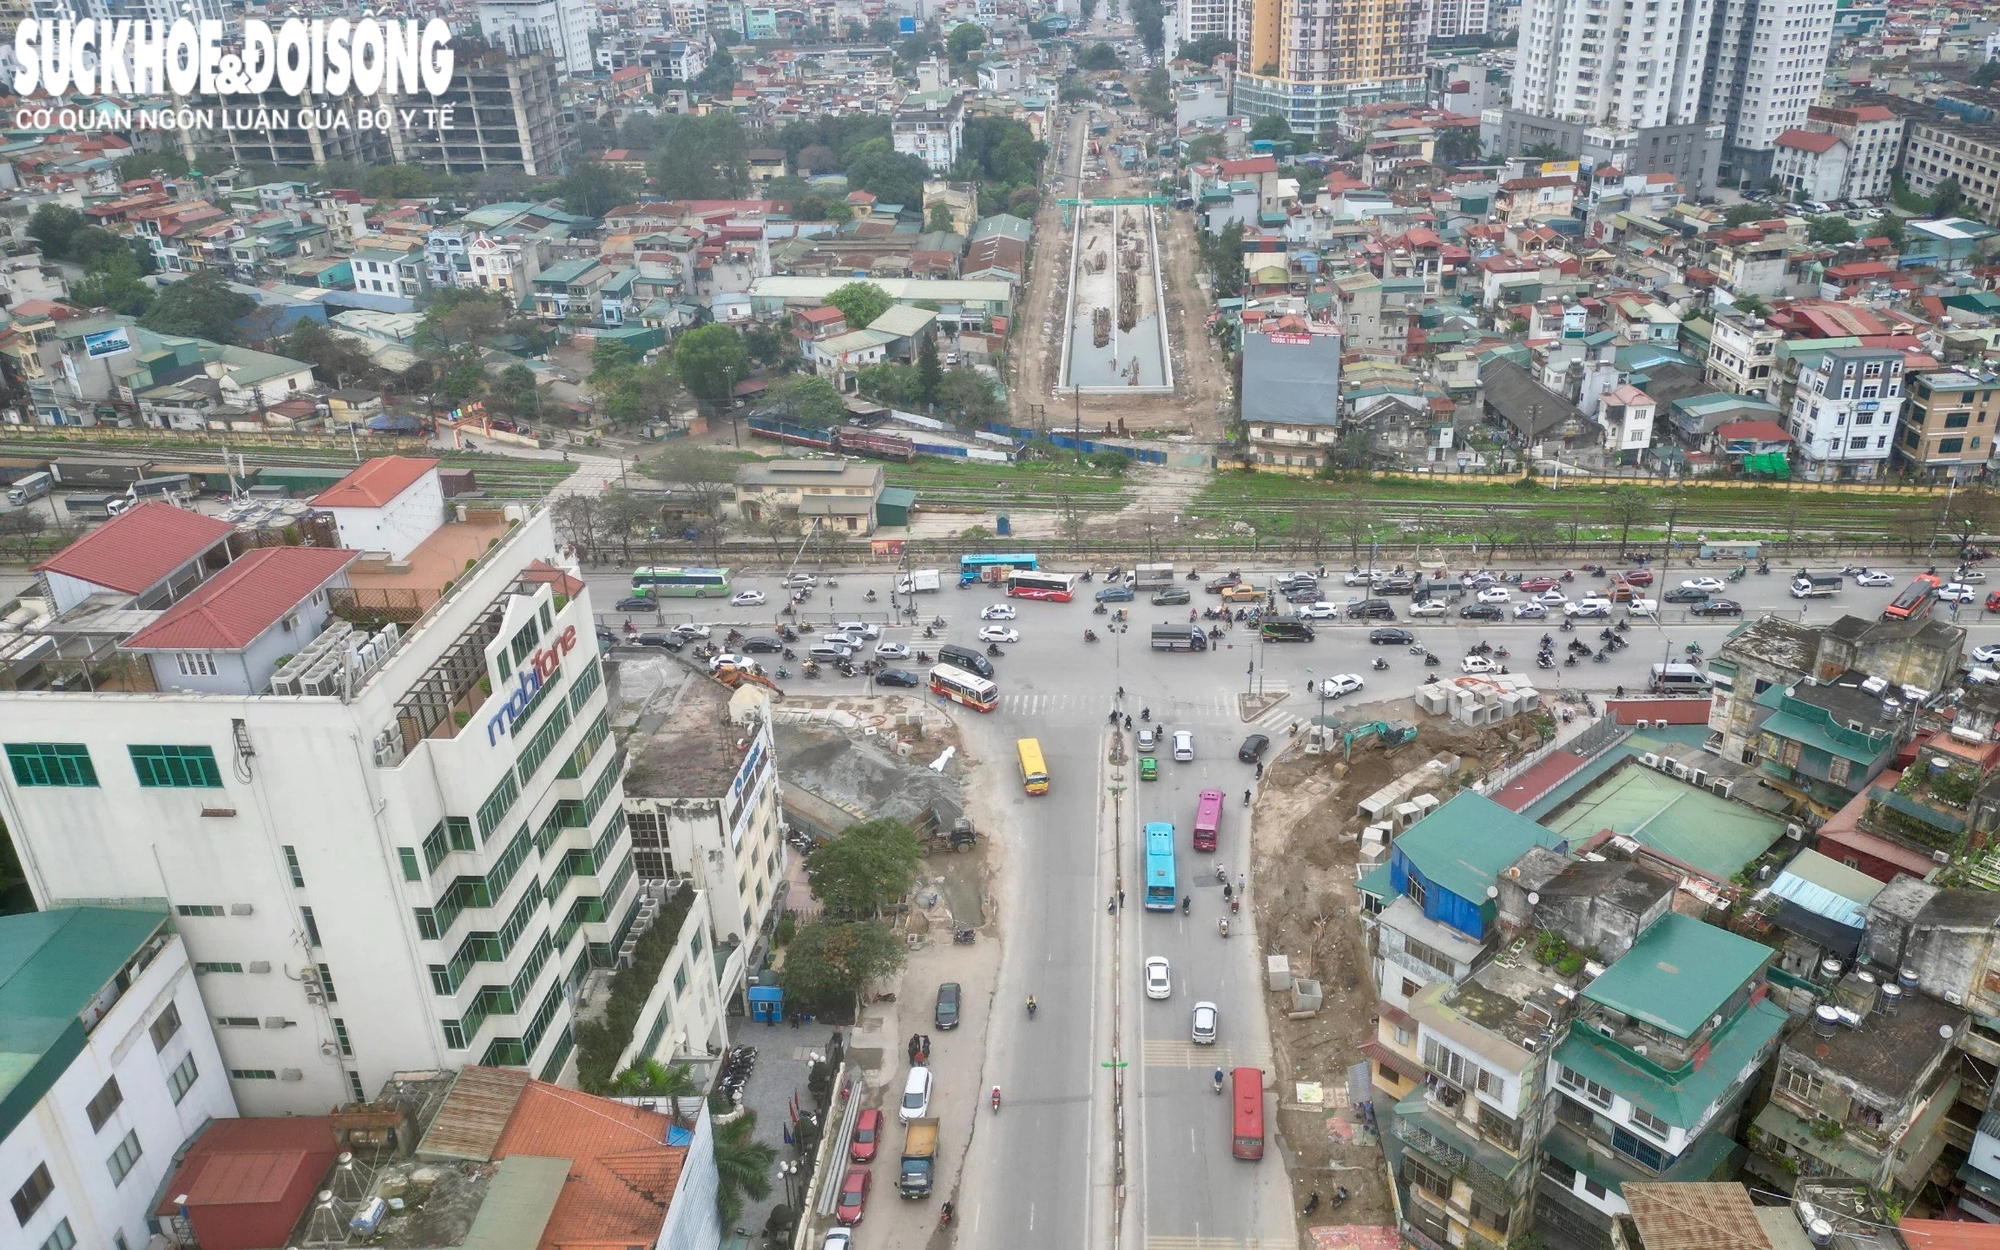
[122,546,358,652]
[313,456,438,509]
[522,560,584,598]
[1220,155,1278,175]
[1776,128,1842,153]
[1714,420,1793,444]
[1489,751,1585,811]
[35,502,234,593]
[1901,1219,2000,1250]
[492,1077,688,1249]
[1848,105,1896,122]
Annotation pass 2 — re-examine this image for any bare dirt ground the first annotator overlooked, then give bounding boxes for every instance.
[1010,100,1232,444]
[1248,697,1543,1243]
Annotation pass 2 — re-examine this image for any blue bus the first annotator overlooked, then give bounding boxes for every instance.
[1144,822,1177,911]
[960,553,1039,586]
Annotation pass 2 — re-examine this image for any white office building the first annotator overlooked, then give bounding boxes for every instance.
[0,476,637,1116]
[1176,0,1239,47]
[1,908,237,1250]
[1701,0,1837,188]
[1787,346,1904,480]
[479,0,598,79]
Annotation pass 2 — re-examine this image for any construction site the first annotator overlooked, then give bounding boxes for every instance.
[1060,199,1174,394]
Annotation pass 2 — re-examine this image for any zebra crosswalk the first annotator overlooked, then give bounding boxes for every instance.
[1141,1038,1275,1071]
[997,692,1251,720]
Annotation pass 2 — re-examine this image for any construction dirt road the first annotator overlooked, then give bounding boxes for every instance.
[1011,95,1233,445]
[1248,696,1547,1243]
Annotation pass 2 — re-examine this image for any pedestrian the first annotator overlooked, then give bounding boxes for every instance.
[1119,889,1126,908]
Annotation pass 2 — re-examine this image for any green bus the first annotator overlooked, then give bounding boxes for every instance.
[631,566,731,598]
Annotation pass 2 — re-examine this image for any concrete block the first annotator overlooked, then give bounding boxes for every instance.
[1292,978,1324,1013]
[1266,954,1292,992]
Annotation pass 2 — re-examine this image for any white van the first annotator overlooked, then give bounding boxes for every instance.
[900,1066,933,1122]
[1649,662,1710,692]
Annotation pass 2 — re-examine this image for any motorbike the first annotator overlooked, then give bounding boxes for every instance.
[1756,562,1771,575]
[1594,649,1610,663]
[1423,653,1441,667]
[1094,603,1109,616]
[1686,642,1704,657]
[1141,708,1151,721]
[925,625,938,637]
[1372,657,1389,671]
[1560,570,1575,581]
[777,625,798,641]
[1187,569,1202,580]
[1183,896,1192,915]
[1329,1186,1350,1211]
[954,927,976,944]
[865,589,877,602]
[776,666,791,679]
[1614,620,1631,633]
[826,577,839,588]
[1213,1070,1226,1094]
[991,1086,1002,1112]
[804,661,822,678]
[986,643,1003,657]
[1085,629,1101,642]
[916,651,933,663]
[1215,864,1228,884]
[1409,643,1427,655]
[1209,626,1225,640]
[1079,570,1094,582]
[1026,997,1037,1019]
[782,647,796,660]
[1218,919,1231,938]
[1565,655,1577,667]
[1537,655,1555,669]
[1728,566,1746,582]
[1494,646,1510,659]
[931,616,947,629]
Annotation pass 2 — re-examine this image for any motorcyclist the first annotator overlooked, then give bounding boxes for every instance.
[1213,1067,1226,1093]
[1243,789,1252,805]
[1026,995,1037,1018]
[1141,707,1151,721]
[1182,895,1191,914]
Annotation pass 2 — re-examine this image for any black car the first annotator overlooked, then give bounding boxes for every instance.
[595,626,617,649]
[615,596,656,613]
[1096,584,1135,603]
[1369,627,1416,645]
[1237,733,1271,762]
[1346,599,1397,620]
[741,635,785,653]
[1663,586,1711,604]
[636,631,685,649]
[1459,603,1504,621]
[1283,585,1321,603]
[1689,598,1743,617]
[1152,586,1192,605]
[874,668,921,688]
[935,981,961,1030]
[1205,573,1242,593]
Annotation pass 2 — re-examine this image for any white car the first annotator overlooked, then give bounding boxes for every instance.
[782,573,817,589]
[1300,601,1341,620]
[1629,598,1658,617]
[1461,655,1498,674]
[900,1066,933,1122]
[835,620,882,640]
[1961,570,1988,583]
[1408,600,1448,618]
[821,631,867,648]
[1191,1000,1219,1045]
[977,625,1020,644]
[671,623,712,640]
[1681,577,1727,594]
[1537,588,1571,605]
[1323,674,1364,697]
[874,641,911,659]
[1514,601,1547,619]
[1973,644,2000,665]
[1942,583,1980,603]
[980,604,1017,620]
[1144,956,1172,1000]
[731,589,766,607]
[1854,570,1895,587]
[708,653,759,673]
[1475,586,1512,604]
[1565,598,1612,618]
[1173,730,1194,762]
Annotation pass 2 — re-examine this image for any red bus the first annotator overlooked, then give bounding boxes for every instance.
[1231,1067,1265,1160]
[1006,571,1078,602]
[1193,789,1224,852]
[1883,573,1941,621]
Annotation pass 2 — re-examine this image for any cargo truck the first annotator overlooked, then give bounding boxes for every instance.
[63,491,117,519]
[6,471,51,506]
[52,457,150,489]
[1134,563,1175,590]
[1151,624,1209,652]
[1790,571,1844,599]
[896,569,942,594]
[899,1117,939,1197]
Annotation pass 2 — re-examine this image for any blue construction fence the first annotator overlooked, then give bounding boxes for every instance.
[982,422,1169,465]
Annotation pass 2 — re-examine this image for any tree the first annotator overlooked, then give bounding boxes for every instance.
[1522,142,1572,162]
[673,324,750,419]
[0,509,49,561]
[26,204,82,259]
[806,818,922,917]
[1179,34,1233,63]
[416,288,509,353]
[1809,214,1856,245]
[363,165,433,199]
[283,318,378,390]
[825,281,893,330]
[746,503,802,556]
[140,271,254,345]
[495,363,542,419]
[612,1059,703,1124]
[1434,126,1482,167]
[1872,213,1908,248]
[551,493,609,560]
[1935,175,1967,219]
[1604,485,1654,554]
[555,162,636,218]
[764,373,848,428]
[1202,221,1247,299]
[776,918,906,1008]
[695,44,737,95]
[1249,113,1293,144]
[428,344,487,408]
[856,361,925,407]
[643,441,739,523]
[917,335,943,405]
[1722,202,1771,228]
[1079,0,1097,19]
[1078,43,1121,71]
[937,367,1001,425]
[712,1112,777,1228]
[647,113,750,200]
[797,142,838,174]
[947,21,986,61]
[66,252,153,317]
[926,202,956,232]
[844,147,927,208]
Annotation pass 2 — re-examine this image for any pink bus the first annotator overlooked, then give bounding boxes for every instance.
[1193,789,1224,852]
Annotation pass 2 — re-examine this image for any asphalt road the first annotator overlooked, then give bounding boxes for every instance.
[580,557,2000,1248]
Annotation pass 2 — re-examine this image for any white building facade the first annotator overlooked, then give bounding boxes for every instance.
[0,509,636,1116]
[1510,0,1714,132]
[479,0,598,78]
[0,909,237,1250]
[1700,0,1836,188]
[1787,346,1904,480]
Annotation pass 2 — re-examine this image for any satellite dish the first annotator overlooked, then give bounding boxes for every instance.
[1527,891,1540,905]
[1941,1024,1957,1040]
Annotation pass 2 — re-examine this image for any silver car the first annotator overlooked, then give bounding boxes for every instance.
[1191,1001,1218,1044]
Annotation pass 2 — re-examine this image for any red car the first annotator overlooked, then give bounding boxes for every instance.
[1623,568,1655,586]
[836,1165,872,1225]
[1519,577,1558,592]
[850,1108,882,1162]
[1987,590,2000,614]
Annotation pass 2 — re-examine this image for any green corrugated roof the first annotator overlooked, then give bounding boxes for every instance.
[1582,913,1771,1038]
[0,908,170,1141]
[1555,995,1787,1129]
[1536,764,1786,880]
[1393,791,1570,906]
[460,1155,568,1250]
[1358,861,1395,900]
[1754,703,1889,765]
